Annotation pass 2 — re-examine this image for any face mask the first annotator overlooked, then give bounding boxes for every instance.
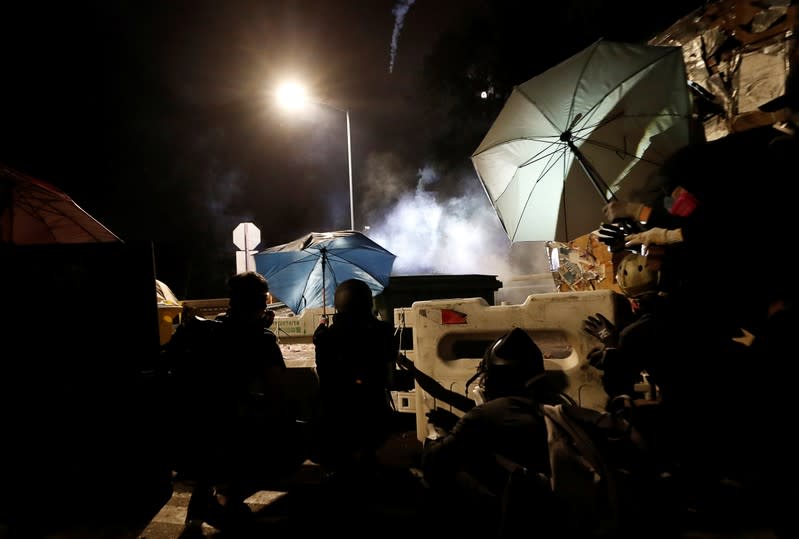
[668,189,699,217]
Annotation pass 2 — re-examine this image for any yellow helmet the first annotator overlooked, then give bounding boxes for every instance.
[615,253,660,298]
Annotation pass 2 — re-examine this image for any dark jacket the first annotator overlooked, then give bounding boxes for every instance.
[421,377,563,538]
[648,124,799,333]
[590,295,679,402]
[422,394,551,496]
[312,311,397,466]
[163,314,295,480]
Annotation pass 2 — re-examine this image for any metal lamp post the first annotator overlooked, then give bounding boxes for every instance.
[319,102,355,231]
[275,82,355,230]
[345,109,354,231]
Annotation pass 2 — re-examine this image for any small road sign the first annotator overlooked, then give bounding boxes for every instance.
[233,222,261,273]
[233,222,260,251]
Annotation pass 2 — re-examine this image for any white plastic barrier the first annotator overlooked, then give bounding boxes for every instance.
[271,306,329,344]
[394,289,620,442]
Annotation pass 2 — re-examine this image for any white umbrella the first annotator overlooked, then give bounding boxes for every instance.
[472,39,695,242]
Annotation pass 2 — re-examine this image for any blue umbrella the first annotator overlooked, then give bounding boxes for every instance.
[254,230,396,315]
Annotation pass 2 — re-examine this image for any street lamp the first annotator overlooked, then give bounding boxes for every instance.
[275,82,355,231]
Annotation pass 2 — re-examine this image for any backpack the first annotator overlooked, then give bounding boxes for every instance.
[541,399,653,538]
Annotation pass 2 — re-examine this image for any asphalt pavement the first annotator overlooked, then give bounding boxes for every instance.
[0,429,427,539]
[0,423,782,539]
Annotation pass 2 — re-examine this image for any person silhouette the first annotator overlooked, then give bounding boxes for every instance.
[312,278,397,479]
[163,271,302,534]
[421,328,565,538]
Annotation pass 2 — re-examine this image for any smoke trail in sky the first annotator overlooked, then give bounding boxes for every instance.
[388,0,416,74]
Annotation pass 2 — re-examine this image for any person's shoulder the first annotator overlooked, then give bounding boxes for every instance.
[488,395,539,412]
[767,126,799,154]
[163,317,223,353]
[262,327,279,342]
[711,124,790,155]
[184,317,224,338]
[457,399,521,429]
[368,318,396,347]
[660,140,713,180]
[366,316,393,332]
[312,321,331,344]
[470,397,516,416]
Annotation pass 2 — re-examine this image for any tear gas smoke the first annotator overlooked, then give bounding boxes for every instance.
[366,164,548,281]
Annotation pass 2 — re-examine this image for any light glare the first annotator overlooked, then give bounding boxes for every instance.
[276,82,308,110]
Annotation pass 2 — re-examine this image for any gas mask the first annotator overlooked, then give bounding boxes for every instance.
[466,328,545,404]
[470,373,488,406]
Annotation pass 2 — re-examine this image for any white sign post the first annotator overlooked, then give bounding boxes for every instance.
[233,222,261,273]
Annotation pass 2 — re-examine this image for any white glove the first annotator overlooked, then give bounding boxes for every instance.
[603,201,644,222]
[625,227,684,247]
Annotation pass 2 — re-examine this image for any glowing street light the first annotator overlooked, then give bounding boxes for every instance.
[274,81,355,231]
[275,81,308,110]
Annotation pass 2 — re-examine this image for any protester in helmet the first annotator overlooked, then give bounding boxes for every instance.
[583,253,674,402]
[312,278,397,478]
[583,252,729,408]
[421,328,565,538]
[586,254,753,483]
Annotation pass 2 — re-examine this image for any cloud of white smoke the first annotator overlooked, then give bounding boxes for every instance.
[367,164,520,280]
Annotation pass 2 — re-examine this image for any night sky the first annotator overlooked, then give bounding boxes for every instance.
[0,0,707,298]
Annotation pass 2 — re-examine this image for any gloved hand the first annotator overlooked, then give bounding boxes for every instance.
[583,313,619,347]
[603,201,644,223]
[597,220,640,252]
[625,227,684,248]
[396,352,413,371]
[426,408,460,433]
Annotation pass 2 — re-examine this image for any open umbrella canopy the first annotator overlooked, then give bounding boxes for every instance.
[472,39,695,243]
[254,230,396,315]
[1,163,120,244]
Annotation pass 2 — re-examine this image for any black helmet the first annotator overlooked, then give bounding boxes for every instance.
[476,328,544,401]
[334,278,374,316]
